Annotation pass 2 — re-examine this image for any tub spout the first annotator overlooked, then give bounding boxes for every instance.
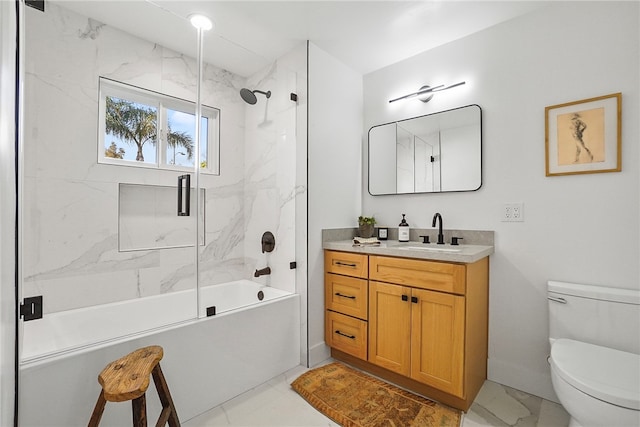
[254,267,271,277]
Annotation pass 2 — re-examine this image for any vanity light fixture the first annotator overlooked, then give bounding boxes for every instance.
[388,81,466,103]
[189,14,213,31]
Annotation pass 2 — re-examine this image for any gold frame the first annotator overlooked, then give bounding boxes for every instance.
[545,93,621,176]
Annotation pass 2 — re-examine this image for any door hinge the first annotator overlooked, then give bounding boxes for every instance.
[20,296,43,321]
[25,0,45,12]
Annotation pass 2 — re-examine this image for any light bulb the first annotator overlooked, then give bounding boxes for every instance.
[189,14,213,31]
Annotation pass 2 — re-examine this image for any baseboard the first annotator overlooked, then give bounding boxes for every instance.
[487,357,559,402]
[308,341,331,367]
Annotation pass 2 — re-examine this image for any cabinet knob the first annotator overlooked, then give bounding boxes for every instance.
[401,295,408,301]
[411,296,418,304]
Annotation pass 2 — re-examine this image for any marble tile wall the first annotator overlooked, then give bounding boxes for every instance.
[242,60,303,295]
[21,3,303,328]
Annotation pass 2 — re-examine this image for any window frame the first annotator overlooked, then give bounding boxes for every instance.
[98,77,220,175]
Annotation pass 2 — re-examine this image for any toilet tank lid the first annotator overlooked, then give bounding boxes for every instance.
[550,339,640,410]
[548,281,640,305]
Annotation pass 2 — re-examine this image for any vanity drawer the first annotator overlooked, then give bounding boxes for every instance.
[369,255,466,295]
[325,273,368,320]
[325,250,368,278]
[325,311,368,360]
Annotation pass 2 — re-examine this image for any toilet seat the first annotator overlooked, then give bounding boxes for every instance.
[550,338,640,410]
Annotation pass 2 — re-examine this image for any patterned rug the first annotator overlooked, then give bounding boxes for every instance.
[291,362,461,427]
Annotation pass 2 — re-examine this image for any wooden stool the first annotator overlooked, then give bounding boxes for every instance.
[88,345,180,427]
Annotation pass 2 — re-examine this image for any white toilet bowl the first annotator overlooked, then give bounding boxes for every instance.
[549,339,640,427]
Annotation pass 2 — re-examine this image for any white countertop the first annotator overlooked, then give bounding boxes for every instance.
[323,240,494,263]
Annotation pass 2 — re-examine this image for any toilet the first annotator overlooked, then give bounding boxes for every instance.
[548,281,640,427]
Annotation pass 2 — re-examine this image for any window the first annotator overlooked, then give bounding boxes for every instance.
[98,77,219,174]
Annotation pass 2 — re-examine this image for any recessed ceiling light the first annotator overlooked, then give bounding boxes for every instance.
[189,14,213,31]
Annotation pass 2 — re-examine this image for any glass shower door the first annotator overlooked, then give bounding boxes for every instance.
[18,1,200,363]
[196,57,301,316]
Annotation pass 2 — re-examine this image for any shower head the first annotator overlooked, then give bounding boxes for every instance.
[240,88,271,105]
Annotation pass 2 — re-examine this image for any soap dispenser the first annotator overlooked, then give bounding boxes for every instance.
[398,214,410,242]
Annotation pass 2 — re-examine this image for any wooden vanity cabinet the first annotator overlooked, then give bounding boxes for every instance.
[369,281,465,396]
[368,255,468,396]
[325,249,489,412]
[324,251,369,360]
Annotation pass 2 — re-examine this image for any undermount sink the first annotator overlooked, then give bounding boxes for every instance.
[394,245,462,253]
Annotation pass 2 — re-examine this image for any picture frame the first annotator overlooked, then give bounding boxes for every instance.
[545,93,621,176]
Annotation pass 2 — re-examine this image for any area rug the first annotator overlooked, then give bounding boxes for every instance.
[291,362,461,427]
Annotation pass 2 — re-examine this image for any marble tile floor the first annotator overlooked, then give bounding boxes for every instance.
[184,362,570,427]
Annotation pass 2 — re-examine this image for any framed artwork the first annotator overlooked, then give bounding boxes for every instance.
[545,93,621,176]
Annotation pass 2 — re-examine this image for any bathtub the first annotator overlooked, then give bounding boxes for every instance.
[200,279,290,315]
[19,280,300,426]
[21,280,291,363]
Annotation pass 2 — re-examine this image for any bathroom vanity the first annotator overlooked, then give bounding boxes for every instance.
[323,238,492,411]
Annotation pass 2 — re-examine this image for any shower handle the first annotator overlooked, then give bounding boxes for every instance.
[177,174,191,216]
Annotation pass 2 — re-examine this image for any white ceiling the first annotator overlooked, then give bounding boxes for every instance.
[54,1,546,78]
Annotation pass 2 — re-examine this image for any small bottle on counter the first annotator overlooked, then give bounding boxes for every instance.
[398,214,410,242]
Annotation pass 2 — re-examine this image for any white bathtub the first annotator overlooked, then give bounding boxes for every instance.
[21,280,290,363]
[200,279,291,315]
[19,280,300,426]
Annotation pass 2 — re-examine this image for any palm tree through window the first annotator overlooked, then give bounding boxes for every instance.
[99,78,219,174]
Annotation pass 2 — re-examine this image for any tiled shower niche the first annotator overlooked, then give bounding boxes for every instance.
[119,183,205,252]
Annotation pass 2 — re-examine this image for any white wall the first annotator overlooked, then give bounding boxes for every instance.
[362,1,639,400]
[0,1,17,424]
[308,42,363,366]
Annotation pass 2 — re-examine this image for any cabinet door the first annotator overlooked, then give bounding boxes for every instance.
[411,288,465,397]
[368,281,411,376]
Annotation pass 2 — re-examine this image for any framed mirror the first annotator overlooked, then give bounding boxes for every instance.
[368,104,482,195]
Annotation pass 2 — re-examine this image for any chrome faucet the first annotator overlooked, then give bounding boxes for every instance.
[254,267,271,277]
[432,212,445,244]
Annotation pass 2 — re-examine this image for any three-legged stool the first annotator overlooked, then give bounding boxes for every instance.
[88,345,180,427]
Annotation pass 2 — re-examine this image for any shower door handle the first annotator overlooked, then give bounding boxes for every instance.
[177,174,191,216]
